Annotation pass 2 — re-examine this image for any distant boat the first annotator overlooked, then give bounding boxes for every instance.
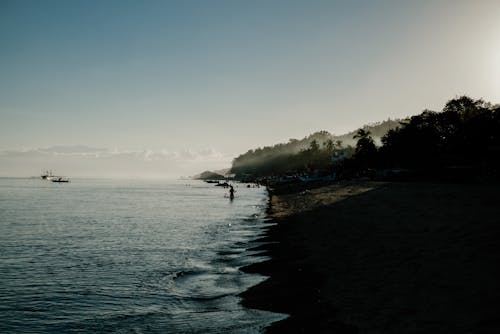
[51,177,70,183]
[41,170,54,180]
[214,182,230,188]
[41,170,69,182]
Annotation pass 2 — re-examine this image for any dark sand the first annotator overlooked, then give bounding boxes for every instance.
[241,182,500,333]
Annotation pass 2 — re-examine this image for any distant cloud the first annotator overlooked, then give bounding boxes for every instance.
[0,146,108,158]
[38,145,109,155]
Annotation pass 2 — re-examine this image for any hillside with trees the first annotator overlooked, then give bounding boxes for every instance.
[231,96,500,182]
[231,119,400,179]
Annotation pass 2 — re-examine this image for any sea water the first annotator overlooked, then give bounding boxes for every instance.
[0,178,284,333]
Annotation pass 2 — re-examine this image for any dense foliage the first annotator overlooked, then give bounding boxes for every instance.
[231,132,348,177]
[231,96,500,181]
[379,96,500,170]
[231,120,399,178]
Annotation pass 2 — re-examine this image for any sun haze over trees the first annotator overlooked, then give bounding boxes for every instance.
[231,96,500,182]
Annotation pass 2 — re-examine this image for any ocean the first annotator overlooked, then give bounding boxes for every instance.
[0,178,284,333]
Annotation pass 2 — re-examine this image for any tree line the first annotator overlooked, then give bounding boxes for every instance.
[231,96,500,181]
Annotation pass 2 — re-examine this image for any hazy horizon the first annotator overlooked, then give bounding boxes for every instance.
[2,0,500,177]
[0,145,232,178]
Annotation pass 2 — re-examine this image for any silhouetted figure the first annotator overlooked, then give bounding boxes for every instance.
[229,185,235,200]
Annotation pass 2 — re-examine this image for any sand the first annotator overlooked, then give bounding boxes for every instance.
[240,181,500,333]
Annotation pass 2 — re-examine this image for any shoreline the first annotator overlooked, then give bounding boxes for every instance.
[240,181,500,333]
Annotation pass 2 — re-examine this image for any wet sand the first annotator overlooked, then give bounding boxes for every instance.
[240,181,500,333]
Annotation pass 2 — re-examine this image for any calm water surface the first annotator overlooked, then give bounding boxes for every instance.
[0,178,284,333]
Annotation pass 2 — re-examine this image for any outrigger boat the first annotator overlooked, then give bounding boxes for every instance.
[41,170,54,180]
[41,170,69,183]
[51,177,70,183]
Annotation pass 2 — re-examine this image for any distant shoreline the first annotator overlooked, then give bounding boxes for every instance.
[240,181,500,333]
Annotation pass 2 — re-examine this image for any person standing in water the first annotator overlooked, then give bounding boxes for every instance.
[229,185,235,200]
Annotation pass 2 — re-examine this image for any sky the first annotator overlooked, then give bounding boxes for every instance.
[1,0,500,177]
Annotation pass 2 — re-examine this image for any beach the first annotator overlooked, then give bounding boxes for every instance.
[241,181,500,333]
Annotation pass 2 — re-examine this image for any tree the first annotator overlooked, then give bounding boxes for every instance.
[309,139,320,152]
[353,129,377,168]
[324,139,335,153]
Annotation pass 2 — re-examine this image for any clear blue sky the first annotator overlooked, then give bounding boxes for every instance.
[1,0,499,176]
